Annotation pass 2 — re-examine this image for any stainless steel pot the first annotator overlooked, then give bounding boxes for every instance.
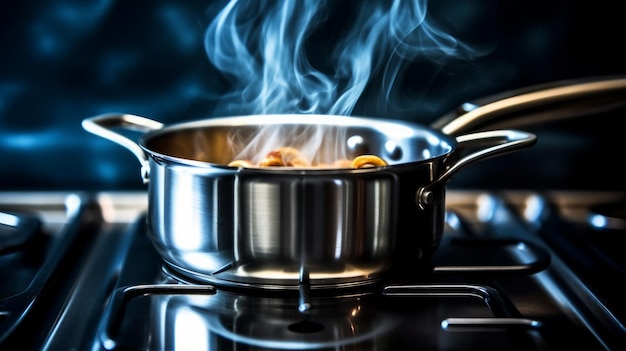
[82,113,535,289]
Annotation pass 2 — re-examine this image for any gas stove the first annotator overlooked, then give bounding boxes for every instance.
[3,0,626,349]
[2,190,625,350]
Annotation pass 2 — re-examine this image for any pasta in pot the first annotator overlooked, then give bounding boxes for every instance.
[349,154,388,168]
[228,147,387,169]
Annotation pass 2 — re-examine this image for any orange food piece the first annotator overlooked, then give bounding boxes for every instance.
[277,147,310,167]
[350,155,388,168]
[259,150,286,167]
[227,159,253,167]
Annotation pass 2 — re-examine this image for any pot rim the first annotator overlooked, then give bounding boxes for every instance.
[137,113,457,172]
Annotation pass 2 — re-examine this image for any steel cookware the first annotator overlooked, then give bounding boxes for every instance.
[82,112,535,289]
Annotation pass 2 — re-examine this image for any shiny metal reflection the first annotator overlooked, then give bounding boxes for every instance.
[588,213,626,231]
[151,291,397,350]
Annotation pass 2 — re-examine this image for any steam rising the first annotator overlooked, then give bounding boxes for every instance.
[203,0,481,165]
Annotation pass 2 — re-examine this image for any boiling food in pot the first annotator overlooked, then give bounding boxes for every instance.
[228,146,387,169]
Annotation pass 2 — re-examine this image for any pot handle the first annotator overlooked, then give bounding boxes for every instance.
[82,113,164,183]
[416,129,536,209]
[432,76,626,135]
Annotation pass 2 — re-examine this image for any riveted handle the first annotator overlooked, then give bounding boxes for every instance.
[416,129,536,209]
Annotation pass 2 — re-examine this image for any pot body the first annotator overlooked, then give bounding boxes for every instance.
[147,158,444,287]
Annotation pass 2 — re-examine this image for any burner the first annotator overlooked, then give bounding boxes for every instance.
[161,261,385,291]
[160,263,387,316]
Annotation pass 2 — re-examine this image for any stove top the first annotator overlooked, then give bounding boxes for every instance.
[1,190,625,350]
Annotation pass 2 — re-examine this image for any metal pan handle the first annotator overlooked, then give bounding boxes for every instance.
[432,76,626,135]
[82,113,164,183]
[416,129,536,209]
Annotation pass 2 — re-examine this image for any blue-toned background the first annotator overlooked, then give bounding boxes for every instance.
[1,0,625,191]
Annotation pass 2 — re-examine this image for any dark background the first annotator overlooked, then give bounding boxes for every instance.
[1,0,625,191]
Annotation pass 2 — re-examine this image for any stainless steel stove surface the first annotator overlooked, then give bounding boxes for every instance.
[1,190,625,350]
